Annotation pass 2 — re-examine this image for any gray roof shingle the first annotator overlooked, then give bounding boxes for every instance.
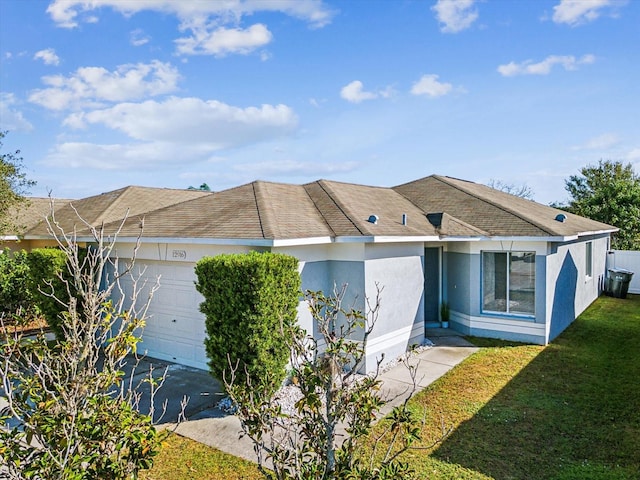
[26,186,211,237]
[394,175,616,238]
[22,175,617,243]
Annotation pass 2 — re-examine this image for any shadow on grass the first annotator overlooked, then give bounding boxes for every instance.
[432,295,640,480]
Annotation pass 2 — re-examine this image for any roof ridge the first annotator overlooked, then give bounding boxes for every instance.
[88,188,216,233]
[315,178,390,190]
[441,212,491,236]
[251,182,267,239]
[316,180,366,235]
[433,175,556,236]
[93,186,134,226]
[253,181,279,239]
[302,182,337,237]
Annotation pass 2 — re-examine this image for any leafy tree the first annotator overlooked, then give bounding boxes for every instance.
[487,179,534,200]
[0,209,170,479]
[195,252,301,398]
[560,160,640,250]
[225,285,447,480]
[188,182,211,191]
[0,131,35,234]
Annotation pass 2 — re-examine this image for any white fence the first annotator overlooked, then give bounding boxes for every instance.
[606,250,640,294]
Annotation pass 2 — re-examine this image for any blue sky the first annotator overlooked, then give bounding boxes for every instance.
[1,0,638,204]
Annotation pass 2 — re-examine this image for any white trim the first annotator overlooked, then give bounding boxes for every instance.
[272,237,333,246]
[22,229,614,248]
[27,234,440,247]
[335,235,440,243]
[577,229,618,236]
[366,322,424,357]
[452,310,546,338]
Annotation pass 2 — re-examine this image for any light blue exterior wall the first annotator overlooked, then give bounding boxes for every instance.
[290,243,426,372]
[546,234,609,340]
[442,235,609,345]
[298,259,366,341]
[363,243,425,370]
[445,251,472,318]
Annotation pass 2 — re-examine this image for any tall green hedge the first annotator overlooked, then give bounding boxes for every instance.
[26,248,69,337]
[195,252,301,396]
[0,248,34,317]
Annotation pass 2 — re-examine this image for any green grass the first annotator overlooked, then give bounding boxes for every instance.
[142,294,640,479]
[140,433,262,480]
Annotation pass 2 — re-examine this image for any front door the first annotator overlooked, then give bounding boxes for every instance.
[424,247,441,327]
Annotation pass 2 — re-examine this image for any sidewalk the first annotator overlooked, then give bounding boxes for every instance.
[164,332,479,463]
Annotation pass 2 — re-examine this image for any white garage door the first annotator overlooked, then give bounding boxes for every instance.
[123,260,209,370]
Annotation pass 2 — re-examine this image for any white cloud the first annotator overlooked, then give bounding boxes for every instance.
[432,0,479,33]
[339,81,395,103]
[33,48,60,66]
[410,74,453,97]
[63,96,298,147]
[340,81,378,103]
[0,93,33,131]
[47,0,335,29]
[44,97,298,170]
[571,133,620,151]
[232,158,359,176]
[497,54,595,76]
[626,148,640,161]
[42,141,212,170]
[28,60,180,110]
[46,0,334,57]
[552,0,626,26]
[175,24,272,57]
[130,29,150,46]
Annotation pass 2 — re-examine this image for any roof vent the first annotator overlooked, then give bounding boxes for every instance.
[368,215,379,225]
[402,213,408,226]
[555,213,567,223]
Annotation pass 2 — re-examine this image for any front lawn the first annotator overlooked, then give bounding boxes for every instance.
[142,294,640,479]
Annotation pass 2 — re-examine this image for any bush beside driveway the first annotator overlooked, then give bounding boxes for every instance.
[142,294,640,480]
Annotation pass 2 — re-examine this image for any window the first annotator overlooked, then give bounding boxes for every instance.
[482,251,535,316]
[585,241,593,278]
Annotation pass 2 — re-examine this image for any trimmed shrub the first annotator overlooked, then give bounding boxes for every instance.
[0,248,35,318]
[195,251,301,396]
[26,248,70,338]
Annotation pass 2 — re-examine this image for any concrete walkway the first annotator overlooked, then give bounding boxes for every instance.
[153,331,479,463]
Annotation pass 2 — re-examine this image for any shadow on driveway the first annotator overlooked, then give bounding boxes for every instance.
[122,355,226,424]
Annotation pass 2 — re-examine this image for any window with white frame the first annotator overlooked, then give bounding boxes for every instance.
[585,241,593,278]
[482,251,535,316]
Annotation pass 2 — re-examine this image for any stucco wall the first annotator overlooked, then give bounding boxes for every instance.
[363,243,425,369]
[444,241,549,344]
[546,234,609,341]
[276,243,366,339]
[445,250,473,317]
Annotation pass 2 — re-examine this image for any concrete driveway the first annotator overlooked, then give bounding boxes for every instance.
[0,332,478,463]
[127,330,479,463]
[122,356,224,424]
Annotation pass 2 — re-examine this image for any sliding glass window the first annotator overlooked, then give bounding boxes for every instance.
[482,251,535,316]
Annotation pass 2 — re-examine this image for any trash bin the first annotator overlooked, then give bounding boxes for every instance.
[606,268,635,299]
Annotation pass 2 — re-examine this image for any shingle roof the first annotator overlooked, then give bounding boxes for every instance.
[394,175,616,238]
[103,180,438,240]
[22,175,617,243]
[4,197,71,236]
[304,180,438,237]
[26,186,211,237]
[110,181,334,240]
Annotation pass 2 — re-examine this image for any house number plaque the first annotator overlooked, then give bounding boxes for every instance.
[172,249,187,259]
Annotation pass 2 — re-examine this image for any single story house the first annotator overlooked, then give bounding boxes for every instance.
[18,175,617,372]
